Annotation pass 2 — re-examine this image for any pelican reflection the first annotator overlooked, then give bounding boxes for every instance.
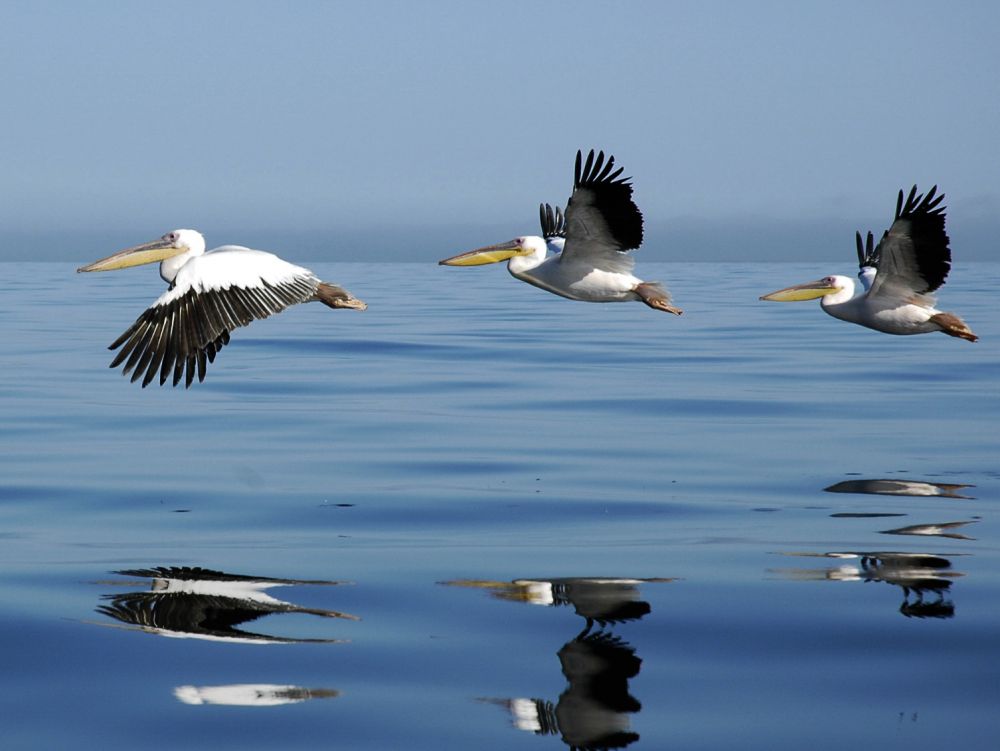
[880,520,978,540]
[95,566,358,643]
[174,684,339,707]
[824,478,975,499]
[773,552,963,618]
[445,577,673,749]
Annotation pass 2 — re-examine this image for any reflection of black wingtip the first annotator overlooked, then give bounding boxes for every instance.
[900,598,955,619]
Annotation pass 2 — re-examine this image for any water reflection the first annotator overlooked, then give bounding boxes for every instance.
[773,552,964,618]
[174,684,339,706]
[95,566,358,643]
[824,478,975,499]
[445,577,673,749]
[879,520,978,540]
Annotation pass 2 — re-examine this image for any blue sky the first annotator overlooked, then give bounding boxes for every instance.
[2,1,998,261]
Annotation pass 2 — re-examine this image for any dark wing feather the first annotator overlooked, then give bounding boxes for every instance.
[869,185,950,303]
[856,230,877,269]
[561,149,644,271]
[538,203,566,239]
[109,275,317,388]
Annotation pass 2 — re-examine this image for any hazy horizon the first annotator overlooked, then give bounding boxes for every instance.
[2,2,997,262]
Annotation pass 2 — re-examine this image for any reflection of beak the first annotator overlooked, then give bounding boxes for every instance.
[77,239,187,273]
[438,240,531,266]
[760,279,838,302]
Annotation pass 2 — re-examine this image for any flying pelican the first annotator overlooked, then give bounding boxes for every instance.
[77,229,367,387]
[760,186,977,341]
[439,150,682,314]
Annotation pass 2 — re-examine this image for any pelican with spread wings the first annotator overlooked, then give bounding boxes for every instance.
[78,229,367,387]
[760,186,976,341]
[439,150,681,315]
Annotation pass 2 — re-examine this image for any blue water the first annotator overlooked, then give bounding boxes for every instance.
[1,260,998,749]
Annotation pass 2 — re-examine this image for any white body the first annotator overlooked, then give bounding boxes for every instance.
[507,237,642,302]
[819,275,944,335]
[158,246,318,306]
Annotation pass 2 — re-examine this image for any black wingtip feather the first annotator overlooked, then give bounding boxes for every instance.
[538,203,566,239]
[896,184,947,220]
[879,184,951,294]
[568,149,643,251]
[574,149,632,189]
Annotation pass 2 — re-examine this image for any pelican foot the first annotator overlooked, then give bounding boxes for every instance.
[635,283,682,315]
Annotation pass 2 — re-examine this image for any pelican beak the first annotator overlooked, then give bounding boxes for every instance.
[438,240,531,266]
[77,238,187,273]
[760,279,838,302]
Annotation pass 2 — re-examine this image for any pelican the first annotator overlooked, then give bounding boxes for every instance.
[77,229,367,387]
[760,186,977,341]
[439,150,682,314]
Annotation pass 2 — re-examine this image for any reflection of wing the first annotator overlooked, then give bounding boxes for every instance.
[96,591,330,643]
[879,520,977,540]
[561,150,642,274]
[557,580,651,626]
[861,553,957,619]
[868,186,949,306]
[555,631,642,749]
[482,630,642,749]
[773,551,961,620]
[96,566,356,642]
[824,479,975,499]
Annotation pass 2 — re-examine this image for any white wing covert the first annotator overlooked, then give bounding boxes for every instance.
[108,249,320,388]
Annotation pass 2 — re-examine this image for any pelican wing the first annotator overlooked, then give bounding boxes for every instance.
[560,150,643,274]
[538,203,566,239]
[107,249,320,388]
[868,186,950,305]
[856,230,877,269]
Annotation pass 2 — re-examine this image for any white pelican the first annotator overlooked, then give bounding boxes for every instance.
[760,186,977,341]
[439,150,682,314]
[78,229,367,387]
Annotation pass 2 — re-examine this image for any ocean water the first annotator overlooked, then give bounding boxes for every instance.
[1,259,998,750]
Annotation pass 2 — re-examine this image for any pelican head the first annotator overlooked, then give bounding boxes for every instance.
[78,229,205,273]
[759,275,850,302]
[438,236,546,266]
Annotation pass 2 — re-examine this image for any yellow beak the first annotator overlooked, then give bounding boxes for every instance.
[77,239,187,273]
[760,279,838,302]
[438,240,530,267]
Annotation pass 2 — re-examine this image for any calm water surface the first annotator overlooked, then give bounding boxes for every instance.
[1,260,998,749]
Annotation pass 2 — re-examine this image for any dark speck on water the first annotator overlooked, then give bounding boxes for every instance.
[0,262,998,750]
